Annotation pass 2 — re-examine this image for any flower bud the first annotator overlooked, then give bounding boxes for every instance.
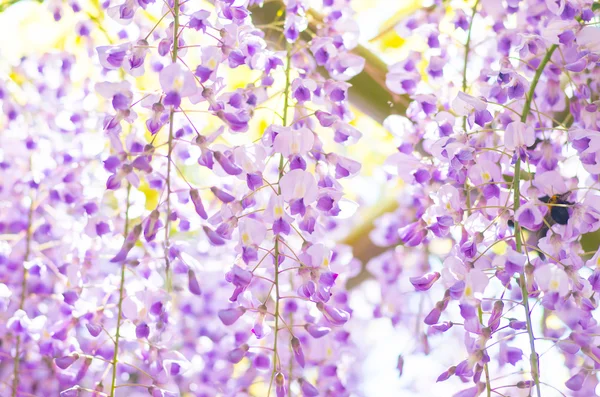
[436,366,455,382]
[429,321,453,333]
[299,377,319,397]
[86,323,102,338]
[409,271,440,291]
[211,186,235,203]
[317,302,349,326]
[252,305,271,339]
[227,344,249,364]
[136,322,150,339]
[565,370,586,391]
[516,380,534,389]
[188,269,202,296]
[424,306,441,325]
[275,372,286,397]
[304,323,331,338]
[218,307,245,326]
[488,301,504,331]
[254,354,270,370]
[291,336,305,367]
[190,189,208,219]
[55,352,80,369]
[397,355,404,377]
[214,151,242,175]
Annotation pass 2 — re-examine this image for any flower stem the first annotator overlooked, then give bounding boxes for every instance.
[12,192,35,397]
[462,0,479,92]
[268,42,292,397]
[287,273,294,395]
[477,304,492,397]
[462,0,480,131]
[164,0,180,292]
[109,183,132,397]
[464,5,489,393]
[513,44,557,397]
[484,362,491,397]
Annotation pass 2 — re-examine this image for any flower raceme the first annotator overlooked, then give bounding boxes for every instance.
[370,1,600,396]
[2,0,600,397]
[0,0,366,396]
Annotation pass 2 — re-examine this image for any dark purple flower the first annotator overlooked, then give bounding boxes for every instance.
[136,322,150,339]
[246,172,263,190]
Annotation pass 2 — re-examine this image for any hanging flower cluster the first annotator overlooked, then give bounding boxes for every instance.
[363,1,600,396]
[1,0,366,396]
[4,0,600,395]
[0,51,109,394]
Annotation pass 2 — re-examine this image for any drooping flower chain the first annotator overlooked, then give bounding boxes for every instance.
[372,1,600,396]
[0,0,366,396]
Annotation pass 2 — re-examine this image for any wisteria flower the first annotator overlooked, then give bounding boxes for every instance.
[159,63,197,107]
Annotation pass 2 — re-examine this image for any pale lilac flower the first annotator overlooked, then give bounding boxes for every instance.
[280,169,318,210]
[159,63,197,107]
[535,264,570,297]
[451,92,493,127]
[577,26,600,53]
[505,121,535,152]
[273,126,314,157]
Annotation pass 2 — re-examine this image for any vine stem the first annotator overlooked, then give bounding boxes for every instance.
[463,5,489,395]
[164,0,180,292]
[109,183,132,397]
[462,0,480,131]
[462,0,479,219]
[267,42,292,397]
[12,190,35,397]
[513,44,557,397]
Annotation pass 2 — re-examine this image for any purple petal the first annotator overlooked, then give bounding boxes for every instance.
[188,269,202,295]
[55,353,79,369]
[410,272,440,291]
[218,307,246,325]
